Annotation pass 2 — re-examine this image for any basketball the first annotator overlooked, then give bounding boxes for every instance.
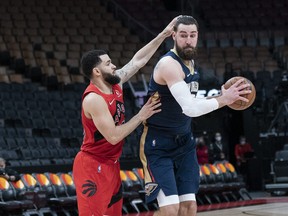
[224,76,256,110]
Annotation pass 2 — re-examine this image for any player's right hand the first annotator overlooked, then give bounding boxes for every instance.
[138,97,161,121]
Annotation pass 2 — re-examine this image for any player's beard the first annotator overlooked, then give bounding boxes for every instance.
[102,71,121,85]
[175,42,197,60]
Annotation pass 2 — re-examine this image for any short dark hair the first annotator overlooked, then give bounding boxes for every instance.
[81,50,107,79]
[174,15,199,31]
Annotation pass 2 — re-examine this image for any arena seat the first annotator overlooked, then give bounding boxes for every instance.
[198,164,220,204]
[265,149,288,195]
[120,170,148,213]
[215,162,251,200]
[33,173,77,215]
[57,173,76,198]
[0,177,36,215]
[206,164,232,203]
[15,175,47,209]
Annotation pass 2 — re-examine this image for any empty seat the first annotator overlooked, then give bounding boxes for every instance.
[37,101,51,111]
[275,150,288,161]
[41,110,53,118]
[58,173,76,197]
[25,137,37,149]
[34,137,47,148]
[45,119,57,128]
[7,160,22,167]
[243,31,257,47]
[38,149,52,159]
[19,149,34,160]
[44,172,77,204]
[26,100,38,110]
[49,101,62,110]
[0,177,35,215]
[5,138,18,149]
[257,30,271,47]
[14,101,26,110]
[217,31,231,48]
[31,119,44,128]
[272,30,286,47]
[5,128,17,137]
[15,137,27,148]
[49,128,61,137]
[120,170,148,213]
[0,150,19,160]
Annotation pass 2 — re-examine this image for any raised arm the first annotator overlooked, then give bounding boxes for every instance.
[116,16,179,85]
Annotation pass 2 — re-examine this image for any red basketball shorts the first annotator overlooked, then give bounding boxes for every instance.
[73,151,123,216]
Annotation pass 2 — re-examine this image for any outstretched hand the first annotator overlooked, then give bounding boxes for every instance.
[137,97,161,121]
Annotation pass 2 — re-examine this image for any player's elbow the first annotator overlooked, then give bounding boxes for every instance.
[106,136,121,145]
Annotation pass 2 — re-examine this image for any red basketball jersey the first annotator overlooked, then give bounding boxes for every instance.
[80,83,125,161]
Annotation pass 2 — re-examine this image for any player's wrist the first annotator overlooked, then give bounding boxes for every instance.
[157,31,170,40]
[134,113,145,124]
[159,31,169,38]
[215,95,228,108]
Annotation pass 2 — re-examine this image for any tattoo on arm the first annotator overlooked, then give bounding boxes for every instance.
[117,60,140,84]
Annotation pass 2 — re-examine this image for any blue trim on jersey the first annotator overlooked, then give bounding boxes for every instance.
[146,51,200,135]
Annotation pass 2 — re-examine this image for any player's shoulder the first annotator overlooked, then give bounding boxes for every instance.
[83,92,107,113]
[158,55,180,69]
[160,55,177,62]
[83,92,103,104]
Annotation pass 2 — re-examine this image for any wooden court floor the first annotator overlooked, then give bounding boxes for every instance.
[197,203,288,216]
[126,196,288,216]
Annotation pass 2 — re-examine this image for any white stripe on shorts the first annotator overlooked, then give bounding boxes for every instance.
[179,193,196,202]
[157,189,179,207]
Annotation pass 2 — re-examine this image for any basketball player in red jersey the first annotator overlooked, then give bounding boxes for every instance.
[72,17,179,216]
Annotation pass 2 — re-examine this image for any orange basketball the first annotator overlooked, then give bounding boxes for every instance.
[224,76,256,110]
